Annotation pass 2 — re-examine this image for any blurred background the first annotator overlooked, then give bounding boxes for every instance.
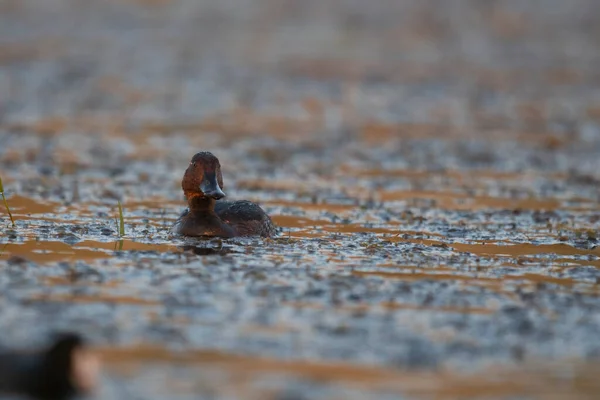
[1,1,600,399]
[2,0,599,134]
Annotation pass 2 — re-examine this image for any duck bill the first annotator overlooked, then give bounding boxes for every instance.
[200,173,226,200]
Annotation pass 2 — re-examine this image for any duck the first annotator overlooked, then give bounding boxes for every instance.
[0,333,98,400]
[172,151,276,238]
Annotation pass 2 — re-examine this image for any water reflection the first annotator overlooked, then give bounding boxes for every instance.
[96,344,600,400]
[3,0,600,398]
[0,239,180,264]
[179,244,231,256]
[0,239,236,263]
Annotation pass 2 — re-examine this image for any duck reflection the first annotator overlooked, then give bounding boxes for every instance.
[179,243,231,256]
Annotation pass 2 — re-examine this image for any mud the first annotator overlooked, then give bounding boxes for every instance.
[1,0,600,399]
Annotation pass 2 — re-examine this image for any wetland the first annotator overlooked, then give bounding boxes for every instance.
[1,0,600,399]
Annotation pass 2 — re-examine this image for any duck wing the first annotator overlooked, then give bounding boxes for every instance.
[214,200,276,237]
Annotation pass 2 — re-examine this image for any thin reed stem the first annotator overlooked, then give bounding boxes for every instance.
[0,177,15,227]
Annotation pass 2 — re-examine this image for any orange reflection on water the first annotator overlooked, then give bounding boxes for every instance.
[339,165,568,182]
[451,242,600,258]
[27,293,160,305]
[7,194,60,215]
[0,239,178,264]
[94,344,600,400]
[283,300,496,316]
[376,190,561,211]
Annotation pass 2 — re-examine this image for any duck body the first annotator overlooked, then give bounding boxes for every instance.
[214,200,276,237]
[174,199,276,238]
[172,152,276,238]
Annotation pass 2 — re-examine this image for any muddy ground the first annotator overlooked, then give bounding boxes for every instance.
[1,0,600,399]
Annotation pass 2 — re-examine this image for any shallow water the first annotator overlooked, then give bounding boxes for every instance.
[2,0,600,399]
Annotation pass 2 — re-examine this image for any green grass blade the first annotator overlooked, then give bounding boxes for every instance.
[0,176,15,227]
[118,200,125,237]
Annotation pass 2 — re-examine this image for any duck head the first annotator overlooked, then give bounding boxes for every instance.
[182,151,226,200]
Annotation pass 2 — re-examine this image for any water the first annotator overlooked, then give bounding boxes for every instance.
[1,0,600,399]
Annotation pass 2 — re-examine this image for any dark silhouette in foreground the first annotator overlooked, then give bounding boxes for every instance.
[0,333,98,400]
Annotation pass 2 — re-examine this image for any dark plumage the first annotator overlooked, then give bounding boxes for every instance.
[172,152,276,238]
[0,333,94,400]
[214,200,277,237]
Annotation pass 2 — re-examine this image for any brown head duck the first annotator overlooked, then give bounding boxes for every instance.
[172,151,276,238]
